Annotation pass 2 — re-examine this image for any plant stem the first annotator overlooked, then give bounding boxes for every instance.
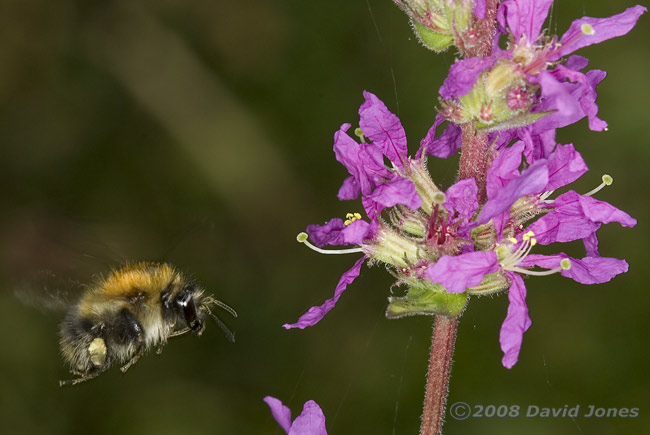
[459,125,489,202]
[419,3,499,434]
[420,315,458,435]
[467,0,500,58]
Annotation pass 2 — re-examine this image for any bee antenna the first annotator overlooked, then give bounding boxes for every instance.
[205,307,236,343]
[203,296,238,318]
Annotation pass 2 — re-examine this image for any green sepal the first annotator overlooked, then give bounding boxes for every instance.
[412,21,454,52]
[386,280,468,318]
[476,111,554,132]
[466,272,511,296]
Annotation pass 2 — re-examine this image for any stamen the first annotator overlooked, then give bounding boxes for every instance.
[354,127,366,143]
[499,232,570,277]
[584,174,613,196]
[344,212,363,225]
[539,189,555,201]
[500,232,538,269]
[296,232,365,255]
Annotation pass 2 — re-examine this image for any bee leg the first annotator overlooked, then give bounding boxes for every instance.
[156,327,191,354]
[113,308,146,374]
[59,370,102,387]
[169,327,191,338]
[119,348,144,373]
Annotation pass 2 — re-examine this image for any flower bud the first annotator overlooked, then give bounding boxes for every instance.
[393,0,479,52]
[441,60,551,131]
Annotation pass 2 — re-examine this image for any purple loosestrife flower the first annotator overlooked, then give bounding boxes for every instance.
[264,397,327,435]
[286,91,469,329]
[289,92,635,368]
[428,2,646,148]
[428,141,636,367]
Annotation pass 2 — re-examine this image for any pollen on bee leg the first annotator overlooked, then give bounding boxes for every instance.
[88,338,107,367]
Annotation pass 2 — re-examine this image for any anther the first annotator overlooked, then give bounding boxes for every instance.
[344,212,362,225]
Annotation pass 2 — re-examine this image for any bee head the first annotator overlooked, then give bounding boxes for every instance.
[161,278,237,342]
[170,284,206,336]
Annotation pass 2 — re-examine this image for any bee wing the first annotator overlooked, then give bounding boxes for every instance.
[14,270,86,314]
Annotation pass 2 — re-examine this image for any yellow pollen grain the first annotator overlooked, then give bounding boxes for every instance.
[509,237,518,244]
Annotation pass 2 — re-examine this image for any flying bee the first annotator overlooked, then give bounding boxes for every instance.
[58,262,236,387]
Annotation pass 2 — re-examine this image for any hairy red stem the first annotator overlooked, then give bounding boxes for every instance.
[418,2,500,434]
[459,125,489,202]
[420,316,458,435]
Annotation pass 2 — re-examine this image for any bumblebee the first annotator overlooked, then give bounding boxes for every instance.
[58,262,236,386]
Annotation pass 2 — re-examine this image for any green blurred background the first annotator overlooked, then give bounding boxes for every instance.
[1,1,648,434]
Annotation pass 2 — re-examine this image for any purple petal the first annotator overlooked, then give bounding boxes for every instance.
[419,116,463,159]
[530,70,583,133]
[565,55,589,71]
[478,160,549,224]
[486,141,525,200]
[545,143,588,190]
[474,0,486,19]
[525,191,601,245]
[563,256,629,284]
[583,231,600,257]
[556,6,647,59]
[444,178,479,220]
[337,176,360,201]
[521,254,629,284]
[500,0,554,42]
[362,177,422,217]
[439,57,498,99]
[306,219,347,247]
[578,194,637,227]
[283,257,366,329]
[333,124,390,196]
[264,396,292,434]
[289,400,328,435]
[342,219,375,245]
[521,128,557,162]
[426,251,499,293]
[499,272,531,369]
[492,211,510,241]
[552,65,608,132]
[359,91,408,169]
